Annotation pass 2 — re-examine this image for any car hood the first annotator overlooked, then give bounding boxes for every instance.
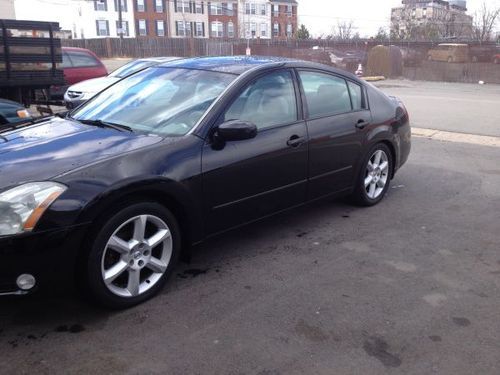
[0,117,163,189]
[68,76,120,94]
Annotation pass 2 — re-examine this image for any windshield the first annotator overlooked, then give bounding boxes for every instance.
[72,67,236,136]
[109,60,157,78]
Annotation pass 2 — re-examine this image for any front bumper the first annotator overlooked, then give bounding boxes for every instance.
[0,224,89,296]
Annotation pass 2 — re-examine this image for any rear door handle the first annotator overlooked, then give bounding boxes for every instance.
[287,135,306,147]
[355,120,370,130]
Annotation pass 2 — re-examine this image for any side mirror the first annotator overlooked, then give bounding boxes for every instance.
[216,120,257,142]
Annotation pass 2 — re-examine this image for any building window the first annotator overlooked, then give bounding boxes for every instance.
[272,4,279,17]
[195,2,204,13]
[250,22,256,37]
[95,0,107,11]
[115,20,129,36]
[211,21,223,37]
[286,23,292,37]
[226,2,234,16]
[273,22,279,37]
[260,23,266,37]
[138,19,147,36]
[136,0,145,12]
[195,22,204,37]
[155,0,163,12]
[227,21,234,38]
[176,0,190,13]
[96,20,109,36]
[286,4,292,15]
[210,3,222,15]
[260,4,266,16]
[245,3,256,15]
[156,20,165,36]
[114,0,127,12]
[176,21,194,36]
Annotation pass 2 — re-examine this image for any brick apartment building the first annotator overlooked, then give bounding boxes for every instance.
[207,1,238,38]
[133,0,170,37]
[270,0,298,40]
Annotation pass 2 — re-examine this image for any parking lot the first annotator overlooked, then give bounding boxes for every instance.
[1,79,500,374]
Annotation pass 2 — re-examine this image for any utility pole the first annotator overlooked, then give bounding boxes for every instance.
[118,0,124,40]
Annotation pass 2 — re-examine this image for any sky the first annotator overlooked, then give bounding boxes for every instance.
[297,0,500,37]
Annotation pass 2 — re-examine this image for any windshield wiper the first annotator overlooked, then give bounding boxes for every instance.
[78,119,133,133]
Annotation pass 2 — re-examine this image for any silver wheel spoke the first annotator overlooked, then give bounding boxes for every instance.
[367,161,374,172]
[374,150,382,166]
[146,257,168,273]
[364,175,373,187]
[146,229,170,249]
[108,235,131,255]
[104,260,128,284]
[127,269,141,296]
[369,182,377,198]
[133,215,148,242]
[379,161,389,172]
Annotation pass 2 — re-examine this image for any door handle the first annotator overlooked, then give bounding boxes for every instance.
[287,135,305,147]
[355,120,370,130]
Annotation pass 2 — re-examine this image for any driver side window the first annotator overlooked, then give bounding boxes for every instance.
[223,70,298,130]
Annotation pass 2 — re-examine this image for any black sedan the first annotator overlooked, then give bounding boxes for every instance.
[0,56,411,308]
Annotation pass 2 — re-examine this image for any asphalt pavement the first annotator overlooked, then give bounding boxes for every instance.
[2,74,500,374]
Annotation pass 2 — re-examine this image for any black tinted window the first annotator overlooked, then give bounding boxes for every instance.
[224,70,297,130]
[299,71,352,118]
[60,52,72,68]
[68,51,100,67]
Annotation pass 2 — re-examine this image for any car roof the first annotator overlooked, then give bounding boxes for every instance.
[157,55,299,75]
[137,56,182,63]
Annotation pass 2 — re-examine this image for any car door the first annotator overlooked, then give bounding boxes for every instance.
[297,70,371,200]
[201,69,308,235]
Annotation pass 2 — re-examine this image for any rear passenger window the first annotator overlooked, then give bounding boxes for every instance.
[347,81,364,110]
[67,51,100,67]
[299,71,352,118]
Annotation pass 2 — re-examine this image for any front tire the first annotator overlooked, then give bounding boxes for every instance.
[351,143,393,206]
[82,202,180,309]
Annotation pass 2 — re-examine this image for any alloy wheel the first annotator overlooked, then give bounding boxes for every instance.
[364,149,389,200]
[101,214,172,298]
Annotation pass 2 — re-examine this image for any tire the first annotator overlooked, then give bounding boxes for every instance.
[81,202,181,309]
[350,143,393,207]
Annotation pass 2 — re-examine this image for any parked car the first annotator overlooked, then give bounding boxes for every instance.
[427,43,469,63]
[0,98,32,128]
[470,45,497,62]
[0,56,411,308]
[64,57,180,109]
[49,47,108,100]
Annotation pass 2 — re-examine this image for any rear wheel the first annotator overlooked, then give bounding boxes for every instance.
[350,143,393,206]
[82,202,180,309]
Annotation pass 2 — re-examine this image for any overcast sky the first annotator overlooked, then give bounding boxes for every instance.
[297,0,500,37]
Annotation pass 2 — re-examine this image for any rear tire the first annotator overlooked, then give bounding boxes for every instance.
[350,143,393,207]
[81,202,181,309]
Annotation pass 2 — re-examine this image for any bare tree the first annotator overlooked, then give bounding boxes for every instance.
[472,2,500,42]
[331,20,355,41]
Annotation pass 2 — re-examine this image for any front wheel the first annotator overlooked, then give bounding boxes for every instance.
[82,202,181,309]
[350,144,393,206]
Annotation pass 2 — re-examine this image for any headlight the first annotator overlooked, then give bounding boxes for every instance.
[0,182,66,236]
[80,92,96,100]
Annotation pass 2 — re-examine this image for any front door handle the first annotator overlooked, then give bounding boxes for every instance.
[287,135,305,147]
[355,120,370,130]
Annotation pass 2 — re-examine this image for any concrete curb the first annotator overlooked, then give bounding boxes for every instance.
[413,127,500,147]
